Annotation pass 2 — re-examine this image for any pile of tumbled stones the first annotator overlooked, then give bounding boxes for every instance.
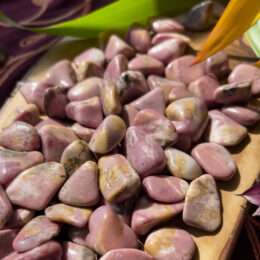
[0,13,260,260]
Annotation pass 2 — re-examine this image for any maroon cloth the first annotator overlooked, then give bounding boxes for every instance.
[0,1,259,259]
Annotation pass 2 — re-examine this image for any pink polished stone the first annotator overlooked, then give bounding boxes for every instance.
[183,174,221,232]
[45,203,92,228]
[62,241,97,260]
[147,75,188,103]
[165,55,205,85]
[72,123,95,142]
[166,97,208,142]
[116,70,149,104]
[104,54,128,85]
[126,126,166,179]
[188,75,219,108]
[6,162,67,210]
[46,60,76,89]
[44,86,68,119]
[68,226,89,246]
[144,227,195,260]
[85,205,138,256]
[122,105,139,126]
[0,148,44,186]
[0,229,19,259]
[204,110,248,146]
[221,106,260,126]
[151,32,190,46]
[4,240,62,260]
[128,55,165,76]
[151,18,185,33]
[13,215,62,252]
[76,61,104,82]
[74,47,105,67]
[172,121,192,151]
[89,115,126,154]
[105,35,135,61]
[35,118,64,131]
[214,81,251,105]
[165,148,202,180]
[0,121,40,152]
[131,196,184,235]
[67,77,102,101]
[66,97,103,128]
[98,154,140,203]
[59,161,99,207]
[19,81,50,112]
[38,125,78,162]
[228,64,260,96]
[126,27,151,53]
[148,38,186,65]
[129,87,166,115]
[204,51,230,79]
[142,175,189,203]
[192,142,237,181]
[100,249,153,260]
[14,104,40,126]
[0,184,12,229]
[132,109,178,147]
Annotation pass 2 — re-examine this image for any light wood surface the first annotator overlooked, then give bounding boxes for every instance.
[0,32,259,260]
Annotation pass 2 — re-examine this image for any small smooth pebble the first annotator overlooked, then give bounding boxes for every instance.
[0,229,19,259]
[36,118,64,131]
[183,174,221,232]
[14,104,40,125]
[0,184,12,229]
[76,61,104,82]
[192,142,237,180]
[72,123,95,142]
[131,196,184,235]
[142,175,189,203]
[74,47,105,67]
[151,32,190,46]
[172,121,191,151]
[165,148,202,180]
[68,226,89,246]
[6,162,67,210]
[151,18,185,33]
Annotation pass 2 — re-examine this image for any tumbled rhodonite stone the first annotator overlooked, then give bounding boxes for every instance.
[131,196,184,235]
[126,26,151,53]
[98,154,140,203]
[126,126,166,179]
[104,54,128,85]
[46,60,76,89]
[142,175,189,203]
[0,184,12,229]
[6,162,67,210]
[204,110,247,146]
[132,108,178,147]
[89,115,126,154]
[59,161,99,207]
[66,97,103,128]
[62,241,97,260]
[0,229,19,259]
[214,81,251,105]
[60,140,93,176]
[151,18,185,33]
[74,47,105,67]
[183,174,221,232]
[5,240,62,260]
[116,70,149,104]
[151,32,190,46]
[166,97,208,142]
[85,205,138,255]
[221,106,260,126]
[67,77,102,101]
[12,215,62,252]
[165,148,202,180]
[68,226,89,246]
[144,227,195,260]
[0,121,40,152]
[44,86,68,119]
[14,104,40,126]
[172,121,191,151]
[0,148,44,186]
[38,125,78,162]
[72,123,95,142]
[165,55,204,84]
[128,55,165,75]
[19,81,50,112]
[45,203,92,228]
[76,61,104,82]
[148,38,186,65]
[192,142,237,181]
[100,249,153,260]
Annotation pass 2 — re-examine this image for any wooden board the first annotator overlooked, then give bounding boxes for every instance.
[0,33,259,260]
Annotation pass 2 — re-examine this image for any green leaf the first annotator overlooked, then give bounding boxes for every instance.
[246,20,260,58]
[0,0,201,38]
